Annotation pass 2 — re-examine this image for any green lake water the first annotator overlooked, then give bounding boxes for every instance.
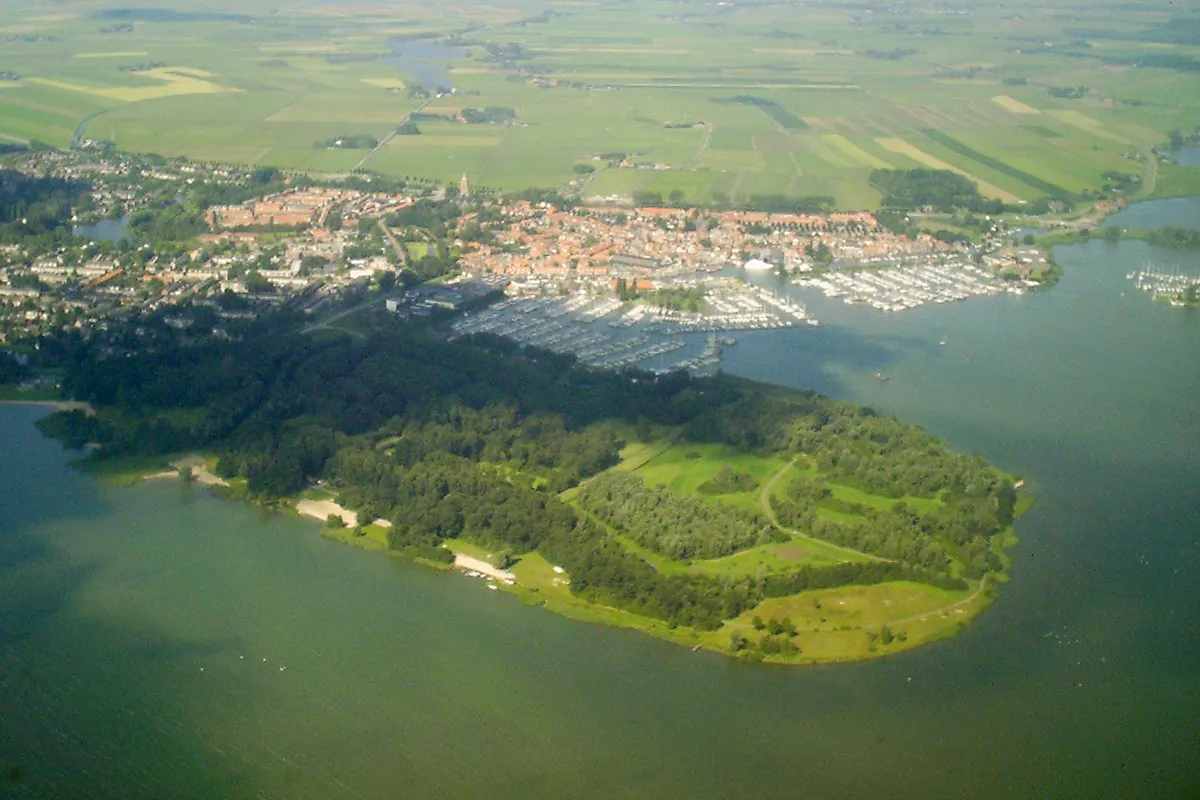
[2,204,1198,799]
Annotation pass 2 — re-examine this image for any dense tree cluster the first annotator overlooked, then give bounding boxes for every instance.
[1148,226,1200,248]
[0,169,90,247]
[614,279,707,311]
[185,167,294,210]
[460,107,516,125]
[0,350,30,384]
[576,472,777,560]
[869,168,992,213]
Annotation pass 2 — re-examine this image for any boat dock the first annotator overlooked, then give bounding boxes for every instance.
[794,261,1022,311]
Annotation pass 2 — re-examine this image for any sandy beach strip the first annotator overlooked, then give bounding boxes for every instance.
[296,498,358,527]
[0,399,95,414]
[170,455,229,487]
[453,554,515,583]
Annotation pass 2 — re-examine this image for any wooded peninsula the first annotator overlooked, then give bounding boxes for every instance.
[34,305,1023,664]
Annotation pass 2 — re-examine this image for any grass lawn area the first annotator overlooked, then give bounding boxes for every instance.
[323,521,390,552]
[442,537,494,561]
[825,482,941,514]
[708,579,989,663]
[634,441,787,513]
[690,539,845,575]
[1152,163,1200,199]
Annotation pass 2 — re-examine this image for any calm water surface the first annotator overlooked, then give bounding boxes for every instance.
[72,216,130,243]
[1,202,1198,799]
[380,39,466,92]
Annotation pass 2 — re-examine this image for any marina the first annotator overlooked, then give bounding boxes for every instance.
[449,281,817,373]
[1127,266,1199,305]
[793,261,1027,312]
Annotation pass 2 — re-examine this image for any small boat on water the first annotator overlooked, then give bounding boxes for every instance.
[874,371,889,382]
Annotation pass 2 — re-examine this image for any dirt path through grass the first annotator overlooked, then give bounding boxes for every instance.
[758,458,887,562]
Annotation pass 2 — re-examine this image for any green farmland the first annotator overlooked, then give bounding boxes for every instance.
[1,0,1197,207]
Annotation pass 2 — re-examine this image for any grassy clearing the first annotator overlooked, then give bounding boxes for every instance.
[711,580,990,663]
[633,441,787,513]
[691,540,845,574]
[322,522,391,552]
[824,482,941,515]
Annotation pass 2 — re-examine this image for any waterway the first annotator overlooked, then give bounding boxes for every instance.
[1170,145,1200,167]
[1,200,1198,799]
[380,39,467,93]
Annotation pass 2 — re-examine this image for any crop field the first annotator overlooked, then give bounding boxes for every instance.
[1,0,1197,206]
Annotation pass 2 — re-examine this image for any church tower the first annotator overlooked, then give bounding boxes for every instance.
[459,172,470,198]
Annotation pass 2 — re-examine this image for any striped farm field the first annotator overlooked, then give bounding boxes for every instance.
[875,137,1021,203]
[73,51,150,59]
[1049,110,1129,143]
[991,95,1040,115]
[361,78,406,89]
[920,129,1074,199]
[28,71,231,103]
[0,0,1193,207]
[821,134,891,169]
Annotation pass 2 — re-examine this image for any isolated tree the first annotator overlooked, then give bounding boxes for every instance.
[489,549,514,570]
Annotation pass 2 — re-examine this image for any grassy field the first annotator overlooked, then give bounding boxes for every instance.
[708,579,992,663]
[0,0,1194,204]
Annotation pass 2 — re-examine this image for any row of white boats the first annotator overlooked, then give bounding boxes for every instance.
[1128,267,1199,304]
[794,263,1022,311]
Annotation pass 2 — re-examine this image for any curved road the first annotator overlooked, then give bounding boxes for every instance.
[759,458,992,628]
[758,459,887,562]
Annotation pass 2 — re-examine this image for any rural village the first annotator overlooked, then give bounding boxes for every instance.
[1,147,1050,362]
